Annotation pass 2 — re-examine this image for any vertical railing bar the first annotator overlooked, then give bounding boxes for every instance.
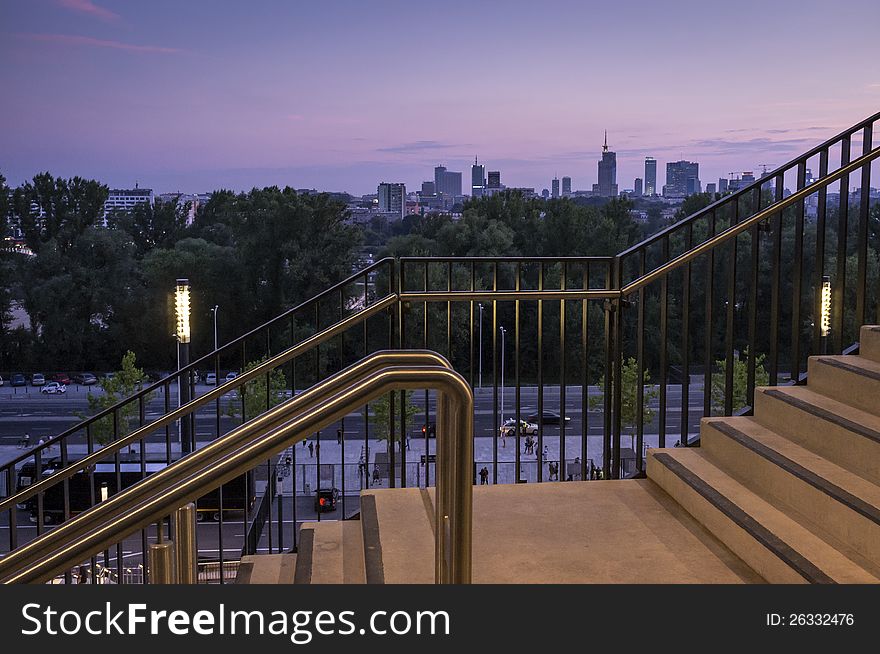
[560,262,567,479]
[855,124,873,328]
[703,211,716,421]
[659,239,669,448]
[492,261,499,484]
[635,251,645,472]
[791,161,807,382]
[582,263,589,481]
[681,223,693,446]
[813,149,830,355]
[768,175,783,385]
[833,135,851,353]
[747,188,761,403]
[611,257,623,478]
[515,262,522,485]
[724,198,738,416]
[603,263,612,478]
[537,262,544,482]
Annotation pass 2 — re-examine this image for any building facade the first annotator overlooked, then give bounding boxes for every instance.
[664,160,700,198]
[645,157,657,196]
[596,133,618,197]
[377,182,406,219]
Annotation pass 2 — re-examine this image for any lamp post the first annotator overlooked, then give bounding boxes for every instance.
[478,303,484,389]
[210,305,219,351]
[175,279,192,454]
[820,275,831,355]
[499,326,507,428]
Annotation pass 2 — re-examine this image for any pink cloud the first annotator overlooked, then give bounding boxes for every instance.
[56,0,120,22]
[18,33,181,54]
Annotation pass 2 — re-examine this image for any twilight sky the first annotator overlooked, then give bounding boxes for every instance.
[1,0,878,196]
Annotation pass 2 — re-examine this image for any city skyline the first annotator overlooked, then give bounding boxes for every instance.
[1,0,878,195]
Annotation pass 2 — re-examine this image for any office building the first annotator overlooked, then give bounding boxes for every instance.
[552,177,560,199]
[706,182,716,195]
[471,157,486,197]
[596,132,618,197]
[718,178,729,194]
[487,171,501,189]
[541,188,550,199]
[103,185,154,221]
[645,157,657,196]
[664,160,700,198]
[728,171,756,192]
[420,181,436,196]
[634,178,643,197]
[562,176,572,197]
[377,182,405,219]
[434,166,462,198]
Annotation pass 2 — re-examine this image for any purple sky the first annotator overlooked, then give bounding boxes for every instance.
[1,0,878,196]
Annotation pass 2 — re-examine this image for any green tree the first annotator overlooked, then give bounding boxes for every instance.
[711,350,770,413]
[76,350,152,445]
[590,357,658,437]
[226,358,288,422]
[368,391,421,446]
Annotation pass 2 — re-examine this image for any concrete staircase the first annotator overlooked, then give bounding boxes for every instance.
[236,326,880,584]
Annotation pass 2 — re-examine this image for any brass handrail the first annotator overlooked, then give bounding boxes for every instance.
[400,289,620,302]
[0,293,397,515]
[0,353,474,585]
[0,350,451,575]
[619,145,880,295]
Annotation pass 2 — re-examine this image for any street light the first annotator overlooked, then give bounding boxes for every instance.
[478,303,484,389]
[175,279,192,454]
[499,326,507,428]
[210,305,219,351]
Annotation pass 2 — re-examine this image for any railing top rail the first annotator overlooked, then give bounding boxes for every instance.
[0,353,473,585]
[619,145,880,295]
[616,111,880,260]
[0,292,397,478]
[399,256,616,264]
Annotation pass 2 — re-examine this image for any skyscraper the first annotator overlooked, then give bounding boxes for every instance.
[706,182,716,196]
[718,178,729,194]
[434,165,462,197]
[487,171,501,188]
[551,177,560,198]
[634,178,643,197]
[664,160,700,198]
[421,181,436,196]
[562,176,572,197]
[471,157,486,197]
[645,157,657,196]
[377,182,405,218]
[596,132,618,197]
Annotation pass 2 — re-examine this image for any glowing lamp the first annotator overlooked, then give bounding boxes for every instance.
[175,279,191,343]
[820,276,831,338]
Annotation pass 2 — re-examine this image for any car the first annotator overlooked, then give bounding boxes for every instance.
[31,373,46,386]
[420,423,436,437]
[313,487,340,513]
[0,374,3,386]
[40,381,67,395]
[71,373,98,385]
[10,373,26,387]
[205,372,218,385]
[225,371,238,382]
[49,373,71,385]
[499,418,538,437]
[525,410,571,425]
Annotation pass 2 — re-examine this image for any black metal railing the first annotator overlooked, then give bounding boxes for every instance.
[1,111,878,582]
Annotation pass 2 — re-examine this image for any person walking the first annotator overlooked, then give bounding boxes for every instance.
[337,428,342,445]
[18,432,31,449]
[479,466,489,485]
[308,441,314,458]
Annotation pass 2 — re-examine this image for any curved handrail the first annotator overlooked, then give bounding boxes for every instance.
[0,353,474,585]
[0,294,397,513]
[619,144,880,295]
[0,257,395,472]
[0,350,452,573]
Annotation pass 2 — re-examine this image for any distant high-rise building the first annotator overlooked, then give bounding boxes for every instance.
[421,181,436,196]
[377,182,405,218]
[706,182,716,195]
[644,157,657,196]
[561,176,572,197]
[551,177,560,198]
[728,171,756,192]
[596,132,618,197]
[471,157,486,197]
[718,178,729,194]
[634,178,643,197]
[434,165,462,197]
[541,188,550,200]
[487,171,501,189]
[104,185,154,220]
[664,160,700,198]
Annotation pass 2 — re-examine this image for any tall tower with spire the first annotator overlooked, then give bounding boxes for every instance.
[471,156,486,198]
[595,132,618,197]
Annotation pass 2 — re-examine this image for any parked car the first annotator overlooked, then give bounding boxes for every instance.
[225,371,238,382]
[40,381,67,395]
[71,373,98,385]
[314,487,339,513]
[525,410,571,425]
[500,418,538,437]
[10,373,26,387]
[49,373,71,385]
[205,372,218,385]
[31,373,46,386]
[420,423,436,437]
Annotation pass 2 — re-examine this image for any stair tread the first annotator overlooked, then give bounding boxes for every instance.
[756,386,880,445]
[363,488,435,584]
[651,448,878,583]
[309,521,346,583]
[342,521,366,584]
[704,417,880,524]
[237,554,297,584]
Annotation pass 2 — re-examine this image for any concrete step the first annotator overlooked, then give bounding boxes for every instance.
[807,355,880,416]
[701,417,880,572]
[294,521,366,584]
[361,488,435,584]
[235,554,297,584]
[647,447,878,584]
[860,325,880,364]
[753,386,880,485]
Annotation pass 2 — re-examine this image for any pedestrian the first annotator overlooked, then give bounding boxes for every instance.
[479,466,489,485]
[18,432,31,449]
[337,428,342,445]
[501,429,507,448]
[315,442,320,457]
[308,441,314,458]
[303,439,307,449]
[372,465,380,485]
[542,445,549,462]
[406,433,411,450]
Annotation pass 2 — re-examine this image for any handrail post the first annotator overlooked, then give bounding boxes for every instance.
[173,503,198,584]
[148,541,176,584]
